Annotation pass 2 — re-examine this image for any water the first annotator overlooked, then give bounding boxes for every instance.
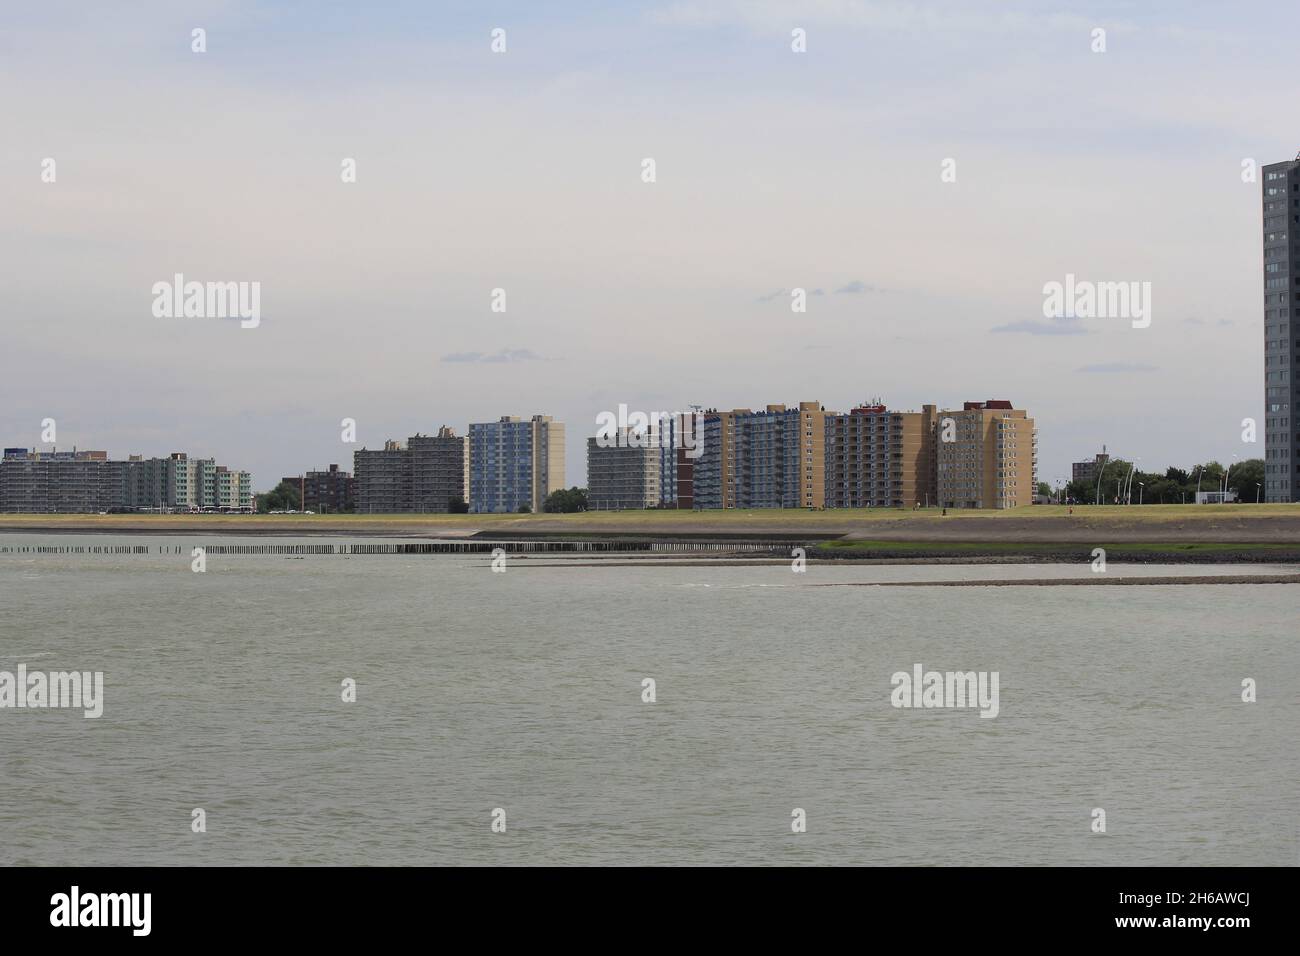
[1,533,1296,866]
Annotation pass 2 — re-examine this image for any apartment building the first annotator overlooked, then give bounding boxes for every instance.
[0,448,119,513]
[659,412,701,509]
[353,441,410,513]
[825,404,938,508]
[410,428,468,512]
[142,453,250,511]
[214,467,252,511]
[696,402,828,509]
[695,409,740,509]
[467,415,564,513]
[1071,449,1109,484]
[353,428,467,513]
[587,431,661,509]
[281,464,356,513]
[1262,158,1299,501]
[0,448,251,512]
[935,401,1037,509]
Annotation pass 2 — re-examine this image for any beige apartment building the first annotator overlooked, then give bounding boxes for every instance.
[935,400,1037,509]
[825,404,938,508]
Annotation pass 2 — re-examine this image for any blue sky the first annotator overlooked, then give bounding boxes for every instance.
[3,0,1299,489]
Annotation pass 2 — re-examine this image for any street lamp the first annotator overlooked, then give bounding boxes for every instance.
[1095,459,1109,506]
[1137,481,1144,505]
[1222,453,1238,501]
[1124,459,1140,504]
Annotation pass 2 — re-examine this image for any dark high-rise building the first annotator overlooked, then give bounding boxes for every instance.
[409,428,467,513]
[1263,157,1299,501]
[353,441,410,513]
[353,428,466,513]
[282,464,357,513]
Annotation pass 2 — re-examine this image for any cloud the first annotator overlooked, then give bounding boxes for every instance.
[834,280,882,294]
[483,348,541,363]
[1076,362,1158,373]
[441,348,541,364]
[651,1,1128,35]
[991,318,1087,335]
[758,287,823,299]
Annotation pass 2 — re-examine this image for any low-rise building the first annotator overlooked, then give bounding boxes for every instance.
[281,464,355,513]
[1071,449,1109,483]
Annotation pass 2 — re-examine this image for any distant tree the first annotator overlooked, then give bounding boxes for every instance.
[1036,482,1052,499]
[1226,458,1264,500]
[1197,461,1226,485]
[1145,478,1180,504]
[543,487,588,513]
[1064,477,1094,505]
[256,481,301,513]
[516,503,532,514]
[448,497,469,514]
[1063,459,1263,506]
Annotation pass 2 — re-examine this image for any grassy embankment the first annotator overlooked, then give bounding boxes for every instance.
[2,505,1299,561]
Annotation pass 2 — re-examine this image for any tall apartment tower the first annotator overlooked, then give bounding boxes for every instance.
[586,431,661,509]
[353,440,411,513]
[696,402,828,509]
[697,409,742,509]
[659,412,701,508]
[468,415,565,513]
[353,428,466,513]
[1263,157,1299,501]
[935,401,1036,509]
[409,427,467,512]
[825,404,937,508]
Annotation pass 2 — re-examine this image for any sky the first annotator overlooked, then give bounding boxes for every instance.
[3,0,1298,491]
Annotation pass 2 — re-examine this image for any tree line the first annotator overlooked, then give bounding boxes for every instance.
[1058,459,1265,505]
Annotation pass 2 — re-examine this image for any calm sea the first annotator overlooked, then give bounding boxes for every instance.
[1,533,1296,866]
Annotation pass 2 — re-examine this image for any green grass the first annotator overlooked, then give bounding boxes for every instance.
[2,503,1297,528]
